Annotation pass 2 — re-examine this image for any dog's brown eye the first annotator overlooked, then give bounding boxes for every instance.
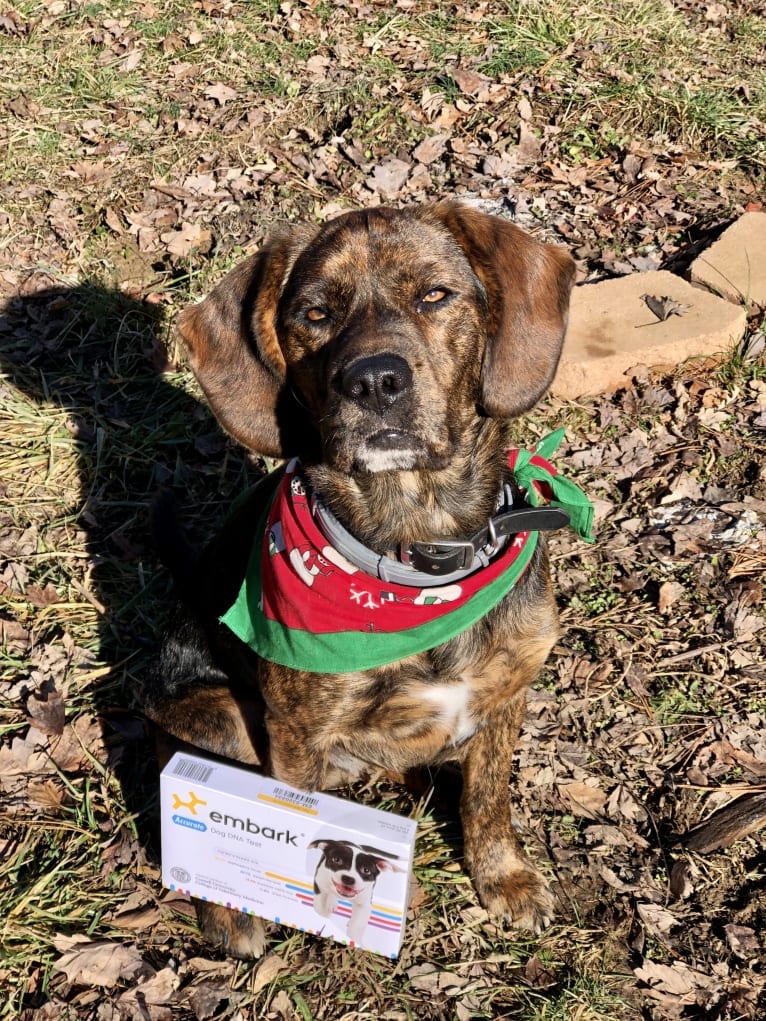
[422,288,448,303]
[306,308,327,322]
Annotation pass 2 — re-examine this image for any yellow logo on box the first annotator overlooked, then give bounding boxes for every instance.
[172,791,207,816]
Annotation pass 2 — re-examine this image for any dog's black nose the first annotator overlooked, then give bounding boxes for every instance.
[341,355,412,413]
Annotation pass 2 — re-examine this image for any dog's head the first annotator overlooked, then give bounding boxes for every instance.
[309,838,403,899]
[178,203,575,473]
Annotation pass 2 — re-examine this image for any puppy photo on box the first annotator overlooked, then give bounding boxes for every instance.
[307,838,407,947]
[146,202,593,958]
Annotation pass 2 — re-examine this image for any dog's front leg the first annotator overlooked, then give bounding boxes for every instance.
[194,901,268,960]
[146,643,270,959]
[312,888,335,919]
[460,692,554,932]
[346,894,373,944]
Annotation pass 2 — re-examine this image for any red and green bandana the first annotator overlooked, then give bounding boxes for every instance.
[220,429,593,673]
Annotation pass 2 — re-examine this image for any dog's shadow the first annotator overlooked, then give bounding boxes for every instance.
[0,279,263,847]
[1,278,472,946]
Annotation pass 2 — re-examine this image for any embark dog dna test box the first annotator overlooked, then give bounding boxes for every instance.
[160,751,417,958]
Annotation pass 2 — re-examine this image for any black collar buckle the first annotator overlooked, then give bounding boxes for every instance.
[401,538,476,575]
[400,506,571,578]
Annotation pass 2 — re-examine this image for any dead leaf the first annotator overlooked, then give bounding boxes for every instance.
[120,48,143,73]
[669,858,696,900]
[634,959,695,996]
[412,134,448,166]
[305,54,331,77]
[637,902,680,937]
[110,904,165,931]
[583,823,647,848]
[205,82,236,105]
[723,924,759,958]
[187,980,231,1019]
[407,963,469,996]
[710,737,766,778]
[186,957,236,978]
[270,990,293,1019]
[606,784,648,823]
[641,294,691,321]
[633,957,726,1016]
[366,158,410,200]
[727,604,764,641]
[0,731,51,779]
[524,954,557,987]
[160,223,212,259]
[662,471,703,503]
[52,937,152,987]
[516,123,543,164]
[483,151,518,179]
[26,687,66,735]
[408,873,427,911]
[420,85,446,121]
[28,779,66,811]
[0,617,32,654]
[451,67,488,97]
[557,780,608,819]
[705,2,728,22]
[101,828,142,876]
[658,580,685,613]
[71,160,113,185]
[697,406,730,430]
[49,714,106,772]
[252,953,289,994]
[117,966,180,1007]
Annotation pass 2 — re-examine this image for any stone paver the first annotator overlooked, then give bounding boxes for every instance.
[553,270,747,399]
[690,211,766,308]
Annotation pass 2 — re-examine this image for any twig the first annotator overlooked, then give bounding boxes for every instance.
[654,643,726,667]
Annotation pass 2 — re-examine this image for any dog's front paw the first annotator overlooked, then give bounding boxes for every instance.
[195,901,268,959]
[473,864,555,934]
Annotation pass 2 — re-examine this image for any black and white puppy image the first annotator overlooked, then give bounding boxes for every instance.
[309,839,405,944]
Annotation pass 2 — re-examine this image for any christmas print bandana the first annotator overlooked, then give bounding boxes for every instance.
[220,430,593,673]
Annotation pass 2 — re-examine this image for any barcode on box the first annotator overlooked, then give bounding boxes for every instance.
[172,757,215,784]
[273,786,319,809]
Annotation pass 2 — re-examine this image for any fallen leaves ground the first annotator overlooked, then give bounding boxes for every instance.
[1,2,765,1019]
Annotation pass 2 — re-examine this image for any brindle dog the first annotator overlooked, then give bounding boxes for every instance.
[146,201,576,958]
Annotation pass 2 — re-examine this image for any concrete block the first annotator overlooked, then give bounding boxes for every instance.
[690,212,766,308]
[553,270,747,399]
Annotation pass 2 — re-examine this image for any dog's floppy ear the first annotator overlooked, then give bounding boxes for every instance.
[431,202,576,418]
[360,845,405,872]
[177,225,317,457]
[375,859,407,874]
[308,839,332,851]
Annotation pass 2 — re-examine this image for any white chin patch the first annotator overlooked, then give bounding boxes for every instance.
[357,447,418,472]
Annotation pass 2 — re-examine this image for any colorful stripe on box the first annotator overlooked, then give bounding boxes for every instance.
[166,885,256,914]
[265,871,403,933]
[166,877,402,956]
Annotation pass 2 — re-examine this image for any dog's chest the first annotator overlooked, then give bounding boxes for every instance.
[418,679,476,744]
[353,646,516,750]
[307,612,556,782]
[324,672,483,780]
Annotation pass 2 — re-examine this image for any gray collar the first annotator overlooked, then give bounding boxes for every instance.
[311,482,570,589]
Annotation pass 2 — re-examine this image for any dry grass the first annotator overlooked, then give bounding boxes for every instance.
[1,2,765,1019]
